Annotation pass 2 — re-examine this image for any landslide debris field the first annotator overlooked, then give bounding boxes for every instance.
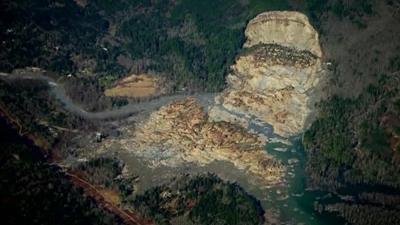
[1,1,400,225]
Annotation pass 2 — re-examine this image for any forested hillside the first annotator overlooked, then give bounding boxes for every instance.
[304,76,400,189]
[0,78,87,149]
[0,118,124,225]
[131,174,265,225]
[0,0,289,93]
[300,0,400,224]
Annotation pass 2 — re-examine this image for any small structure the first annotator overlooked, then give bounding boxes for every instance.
[95,132,103,142]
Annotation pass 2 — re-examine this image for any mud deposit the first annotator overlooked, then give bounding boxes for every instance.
[116,137,343,225]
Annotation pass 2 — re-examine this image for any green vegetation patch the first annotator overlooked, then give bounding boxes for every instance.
[75,157,135,199]
[0,0,115,74]
[303,76,400,189]
[0,79,84,146]
[301,0,375,28]
[0,120,123,225]
[131,174,264,225]
[1,0,294,93]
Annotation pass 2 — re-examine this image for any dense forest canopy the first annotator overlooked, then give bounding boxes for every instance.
[1,0,400,225]
[0,0,291,92]
[131,174,264,225]
[0,118,123,225]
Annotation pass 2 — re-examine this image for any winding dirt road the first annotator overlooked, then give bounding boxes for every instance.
[0,72,216,120]
[0,71,216,225]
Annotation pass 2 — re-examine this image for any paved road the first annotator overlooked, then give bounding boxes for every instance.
[1,72,216,120]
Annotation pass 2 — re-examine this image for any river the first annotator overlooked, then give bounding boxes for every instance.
[264,139,345,225]
[2,72,346,224]
[115,137,345,225]
[47,73,345,224]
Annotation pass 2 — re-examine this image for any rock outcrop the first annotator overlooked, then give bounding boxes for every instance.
[209,11,326,137]
[244,11,322,57]
[103,98,285,186]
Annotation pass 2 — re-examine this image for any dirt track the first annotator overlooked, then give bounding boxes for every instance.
[0,71,215,225]
[0,72,215,121]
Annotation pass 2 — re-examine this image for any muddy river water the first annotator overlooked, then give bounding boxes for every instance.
[2,73,343,224]
[116,137,344,225]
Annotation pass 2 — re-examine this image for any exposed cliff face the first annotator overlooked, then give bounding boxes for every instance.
[244,11,322,58]
[96,11,325,186]
[209,11,326,137]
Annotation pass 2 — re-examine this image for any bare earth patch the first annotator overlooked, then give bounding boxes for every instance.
[73,0,88,8]
[98,189,121,205]
[98,97,285,187]
[105,74,161,98]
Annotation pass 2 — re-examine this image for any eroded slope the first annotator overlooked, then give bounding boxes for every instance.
[209,11,326,137]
